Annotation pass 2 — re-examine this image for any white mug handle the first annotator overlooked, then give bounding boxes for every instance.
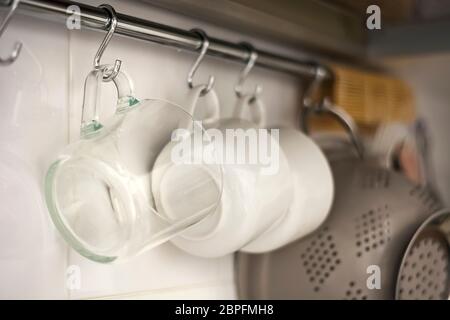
[233,94,266,128]
[180,84,220,129]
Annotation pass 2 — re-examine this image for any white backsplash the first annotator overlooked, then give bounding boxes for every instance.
[0,0,302,299]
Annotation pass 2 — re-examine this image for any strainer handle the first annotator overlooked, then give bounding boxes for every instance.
[301,99,365,158]
[300,65,365,158]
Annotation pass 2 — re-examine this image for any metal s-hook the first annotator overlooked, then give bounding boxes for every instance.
[93,4,121,81]
[187,28,214,96]
[234,43,262,101]
[0,0,22,65]
[301,65,332,110]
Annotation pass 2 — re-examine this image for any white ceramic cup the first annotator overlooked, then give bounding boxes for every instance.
[151,86,293,257]
[241,98,334,253]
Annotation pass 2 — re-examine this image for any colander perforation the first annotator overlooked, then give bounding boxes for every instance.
[355,205,391,257]
[397,237,449,300]
[344,281,368,300]
[361,169,390,189]
[300,226,340,292]
[409,186,441,213]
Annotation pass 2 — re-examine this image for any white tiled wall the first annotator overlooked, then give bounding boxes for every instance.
[0,0,302,299]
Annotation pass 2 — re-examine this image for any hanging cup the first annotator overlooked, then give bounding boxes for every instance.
[152,87,293,257]
[45,66,223,263]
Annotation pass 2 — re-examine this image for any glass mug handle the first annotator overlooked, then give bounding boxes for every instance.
[80,65,138,138]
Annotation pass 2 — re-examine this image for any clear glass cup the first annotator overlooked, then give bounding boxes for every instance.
[45,65,223,263]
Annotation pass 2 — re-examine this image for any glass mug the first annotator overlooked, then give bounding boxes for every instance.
[45,65,223,263]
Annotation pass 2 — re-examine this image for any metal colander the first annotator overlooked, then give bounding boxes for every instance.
[237,72,446,299]
[237,157,442,300]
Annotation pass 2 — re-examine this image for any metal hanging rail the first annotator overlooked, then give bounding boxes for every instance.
[0,0,327,78]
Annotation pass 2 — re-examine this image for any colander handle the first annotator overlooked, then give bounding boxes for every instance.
[300,66,365,159]
[301,99,365,158]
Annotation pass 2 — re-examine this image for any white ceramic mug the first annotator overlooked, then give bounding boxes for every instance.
[241,98,334,253]
[151,86,293,257]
